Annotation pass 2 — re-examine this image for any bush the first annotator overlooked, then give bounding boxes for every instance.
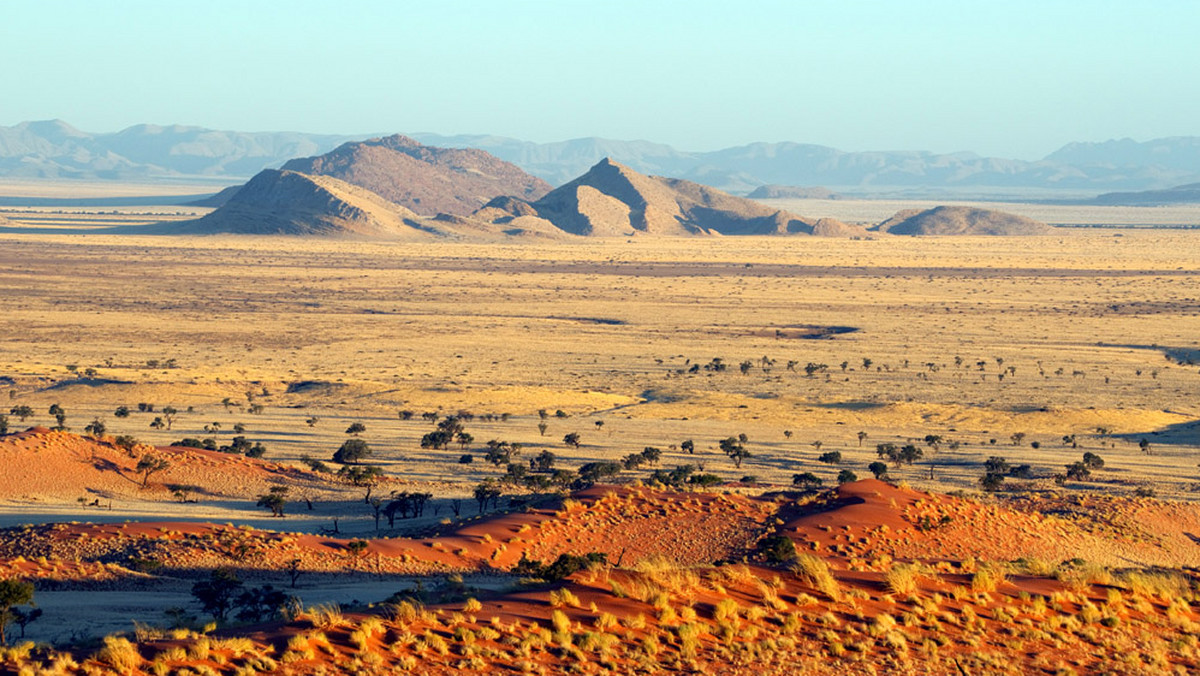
[333,438,371,464]
[836,470,857,484]
[759,535,797,563]
[513,552,607,581]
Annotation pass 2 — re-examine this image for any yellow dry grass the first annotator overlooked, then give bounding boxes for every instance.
[0,216,1197,507]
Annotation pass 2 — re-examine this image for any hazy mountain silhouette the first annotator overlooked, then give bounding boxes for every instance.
[0,120,359,179]
[1089,182,1200,206]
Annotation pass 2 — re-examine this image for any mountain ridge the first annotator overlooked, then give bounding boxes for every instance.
[4,120,1200,195]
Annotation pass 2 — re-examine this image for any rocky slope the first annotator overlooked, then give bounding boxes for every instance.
[477,158,816,236]
[171,169,428,237]
[280,135,551,216]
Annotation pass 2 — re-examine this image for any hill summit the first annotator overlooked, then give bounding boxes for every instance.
[281,134,552,217]
[476,158,816,236]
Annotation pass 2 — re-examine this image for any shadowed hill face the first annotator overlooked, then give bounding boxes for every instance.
[281,135,552,217]
[877,205,1054,235]
[488,158,816,236]
[176,169,428,237]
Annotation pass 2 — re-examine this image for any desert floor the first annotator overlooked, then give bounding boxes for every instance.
[0,197,1198,650]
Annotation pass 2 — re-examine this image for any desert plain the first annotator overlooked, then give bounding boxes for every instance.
[0,194,1198,674]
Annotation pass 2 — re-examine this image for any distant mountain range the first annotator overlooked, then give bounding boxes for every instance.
[2,119,1200,197]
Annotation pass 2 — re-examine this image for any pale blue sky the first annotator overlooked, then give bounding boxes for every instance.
[1,0,1196,159]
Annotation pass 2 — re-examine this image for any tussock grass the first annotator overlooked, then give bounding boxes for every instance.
[790,554,841,601]
[96,635,142,672]
[885,562,923,595]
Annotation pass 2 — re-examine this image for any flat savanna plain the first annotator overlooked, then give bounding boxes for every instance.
[0,216,1196,507]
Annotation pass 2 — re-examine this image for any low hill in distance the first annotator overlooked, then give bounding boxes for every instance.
[167,169,565,240]
[475,158,818,236]
[170,169,427,238]
[1091,182,1200,206]
[281,135,552,217]
[875,205,1055,235]
[746,184,843,199]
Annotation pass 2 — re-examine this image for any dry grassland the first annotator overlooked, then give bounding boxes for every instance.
[0,214,1196,518]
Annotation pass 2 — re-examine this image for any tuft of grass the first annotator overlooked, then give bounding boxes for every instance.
[301,603,344,629]
[791,554,840,601]
[971,564,1007,593]
[885,562,923,595]
[549,588,582,608]
[96,635,143,673]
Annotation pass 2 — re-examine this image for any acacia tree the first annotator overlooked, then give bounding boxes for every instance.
[136,454,170,487]
[563,432,581,449]
[338,465,384,503]
[0,578,34,645]
[719,436,750,469]
[256,486,289,517]
[84,417,106,439]
[473,480,502,514]
[8,406,32,422]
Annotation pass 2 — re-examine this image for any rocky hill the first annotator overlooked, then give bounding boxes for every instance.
[172,169,427,237]
[478,158,815,236]
[280,135,552,216]
[875,205,1054,235]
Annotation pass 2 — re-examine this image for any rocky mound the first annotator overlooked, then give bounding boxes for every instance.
[479,158,816,236]
[281,135,552,216]
[171,169,436,238]
[747,184,842,199]
[811,217,870,238]
[875,205,1054,235]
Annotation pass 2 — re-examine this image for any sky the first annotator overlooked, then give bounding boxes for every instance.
[1,0,1197,159]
